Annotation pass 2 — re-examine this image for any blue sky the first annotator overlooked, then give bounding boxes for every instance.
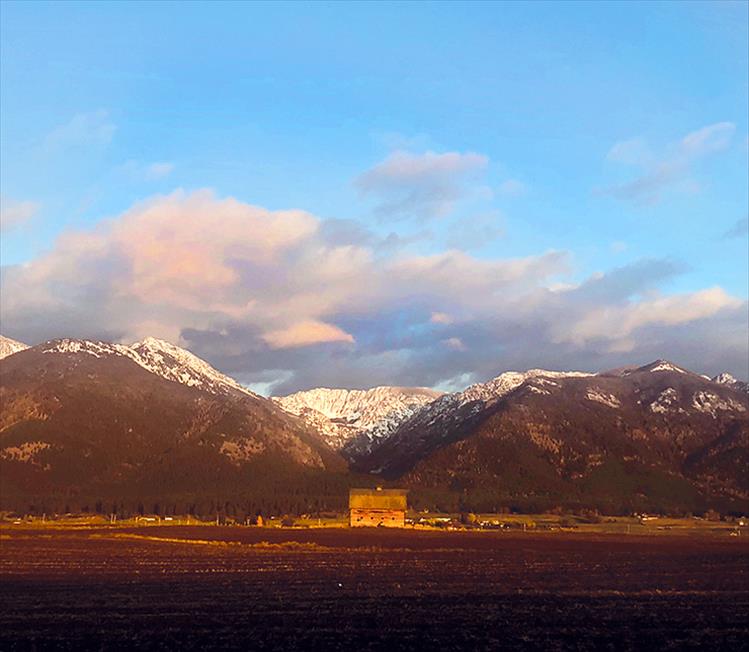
[1,1,747,390]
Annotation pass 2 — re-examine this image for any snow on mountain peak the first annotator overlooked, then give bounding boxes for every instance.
[384,367,598,448]
[41,338,134,359]
[0,335,30,360]
[130,337,258,398]
[460,368,594,405]
[273,386,443,452]
[711,372,749,394]
[39,336,257,398]
[637,360,689,375]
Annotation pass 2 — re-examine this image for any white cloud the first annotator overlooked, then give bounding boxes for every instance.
[606,138,651,166]
[602,122,736,204]
[355,150,488,219]
[680,122,735,156]
[0,197,38,232]
[553,287,742,347]
[45,110,116,150]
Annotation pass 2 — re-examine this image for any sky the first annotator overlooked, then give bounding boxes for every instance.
[1,0,747,393]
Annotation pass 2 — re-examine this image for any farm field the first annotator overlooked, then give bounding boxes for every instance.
[1,526,748,650]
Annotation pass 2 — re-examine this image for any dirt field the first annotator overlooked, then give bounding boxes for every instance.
[1,526,748,650]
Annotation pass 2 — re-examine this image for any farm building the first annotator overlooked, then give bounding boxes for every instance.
[349,487,407,528]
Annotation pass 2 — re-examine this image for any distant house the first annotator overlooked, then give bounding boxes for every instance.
[349,487,407,528]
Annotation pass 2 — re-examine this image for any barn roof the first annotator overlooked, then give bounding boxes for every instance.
[349,488,408,510]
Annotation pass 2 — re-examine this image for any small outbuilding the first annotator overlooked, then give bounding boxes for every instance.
[349,487,407,528]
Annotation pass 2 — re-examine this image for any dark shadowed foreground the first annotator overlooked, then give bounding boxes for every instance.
[1,527,748,651]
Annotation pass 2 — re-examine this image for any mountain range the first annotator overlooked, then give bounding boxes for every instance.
[1,334,747,516]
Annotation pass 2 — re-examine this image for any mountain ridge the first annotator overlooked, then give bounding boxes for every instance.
[0,338,348,514]
[357,360,748,514]
[2,333,747,515]
[272,386,443,455]
[0,335,29,360]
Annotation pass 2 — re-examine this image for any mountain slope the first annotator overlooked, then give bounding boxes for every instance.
[357,361,749,514]
[0,340,347,514]
[712,372,749,395]
[273,386,442,455]
[130,337,259,398]
[0,335,29,360]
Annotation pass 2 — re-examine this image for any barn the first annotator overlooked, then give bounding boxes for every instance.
[349,487,407,528]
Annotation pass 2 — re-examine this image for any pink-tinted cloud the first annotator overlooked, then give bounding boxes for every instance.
[430,312,454,324]
[2,190,746,391]
[262,320,355,349]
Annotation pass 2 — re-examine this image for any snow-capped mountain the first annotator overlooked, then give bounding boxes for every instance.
[273,386,443,454]
[3,340,748,515]
[622,359,690,375]
[356,360,749,515]
[130,337,258,398]
[389,368,596,447]
[712,372,748,394]
[39,337,257,398]
[1,337,347,513]
[0,335,29,360]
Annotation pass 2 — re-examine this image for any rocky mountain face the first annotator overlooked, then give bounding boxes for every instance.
[357,360,749,514]
[272,386,443,457]
[0,335,29,360]
[0,338,347,514]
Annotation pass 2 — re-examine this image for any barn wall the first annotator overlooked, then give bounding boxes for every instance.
[350,508,405,528]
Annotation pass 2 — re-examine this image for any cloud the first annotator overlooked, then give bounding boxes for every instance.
[442,337,466,351]
[602,122,736,205]
[430,312,454,325]
[262,320,355,349]
[355,150,488,219]
[119,160,175,182]
[606,138,651,166]
[45,110,116,150]
[555,287,741,348]
[318,218,376,247]
[446,210,504,251]
[723,217,748,239]
[2,190,746,391]
[0,197,38,232]
[146,162,174,179]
